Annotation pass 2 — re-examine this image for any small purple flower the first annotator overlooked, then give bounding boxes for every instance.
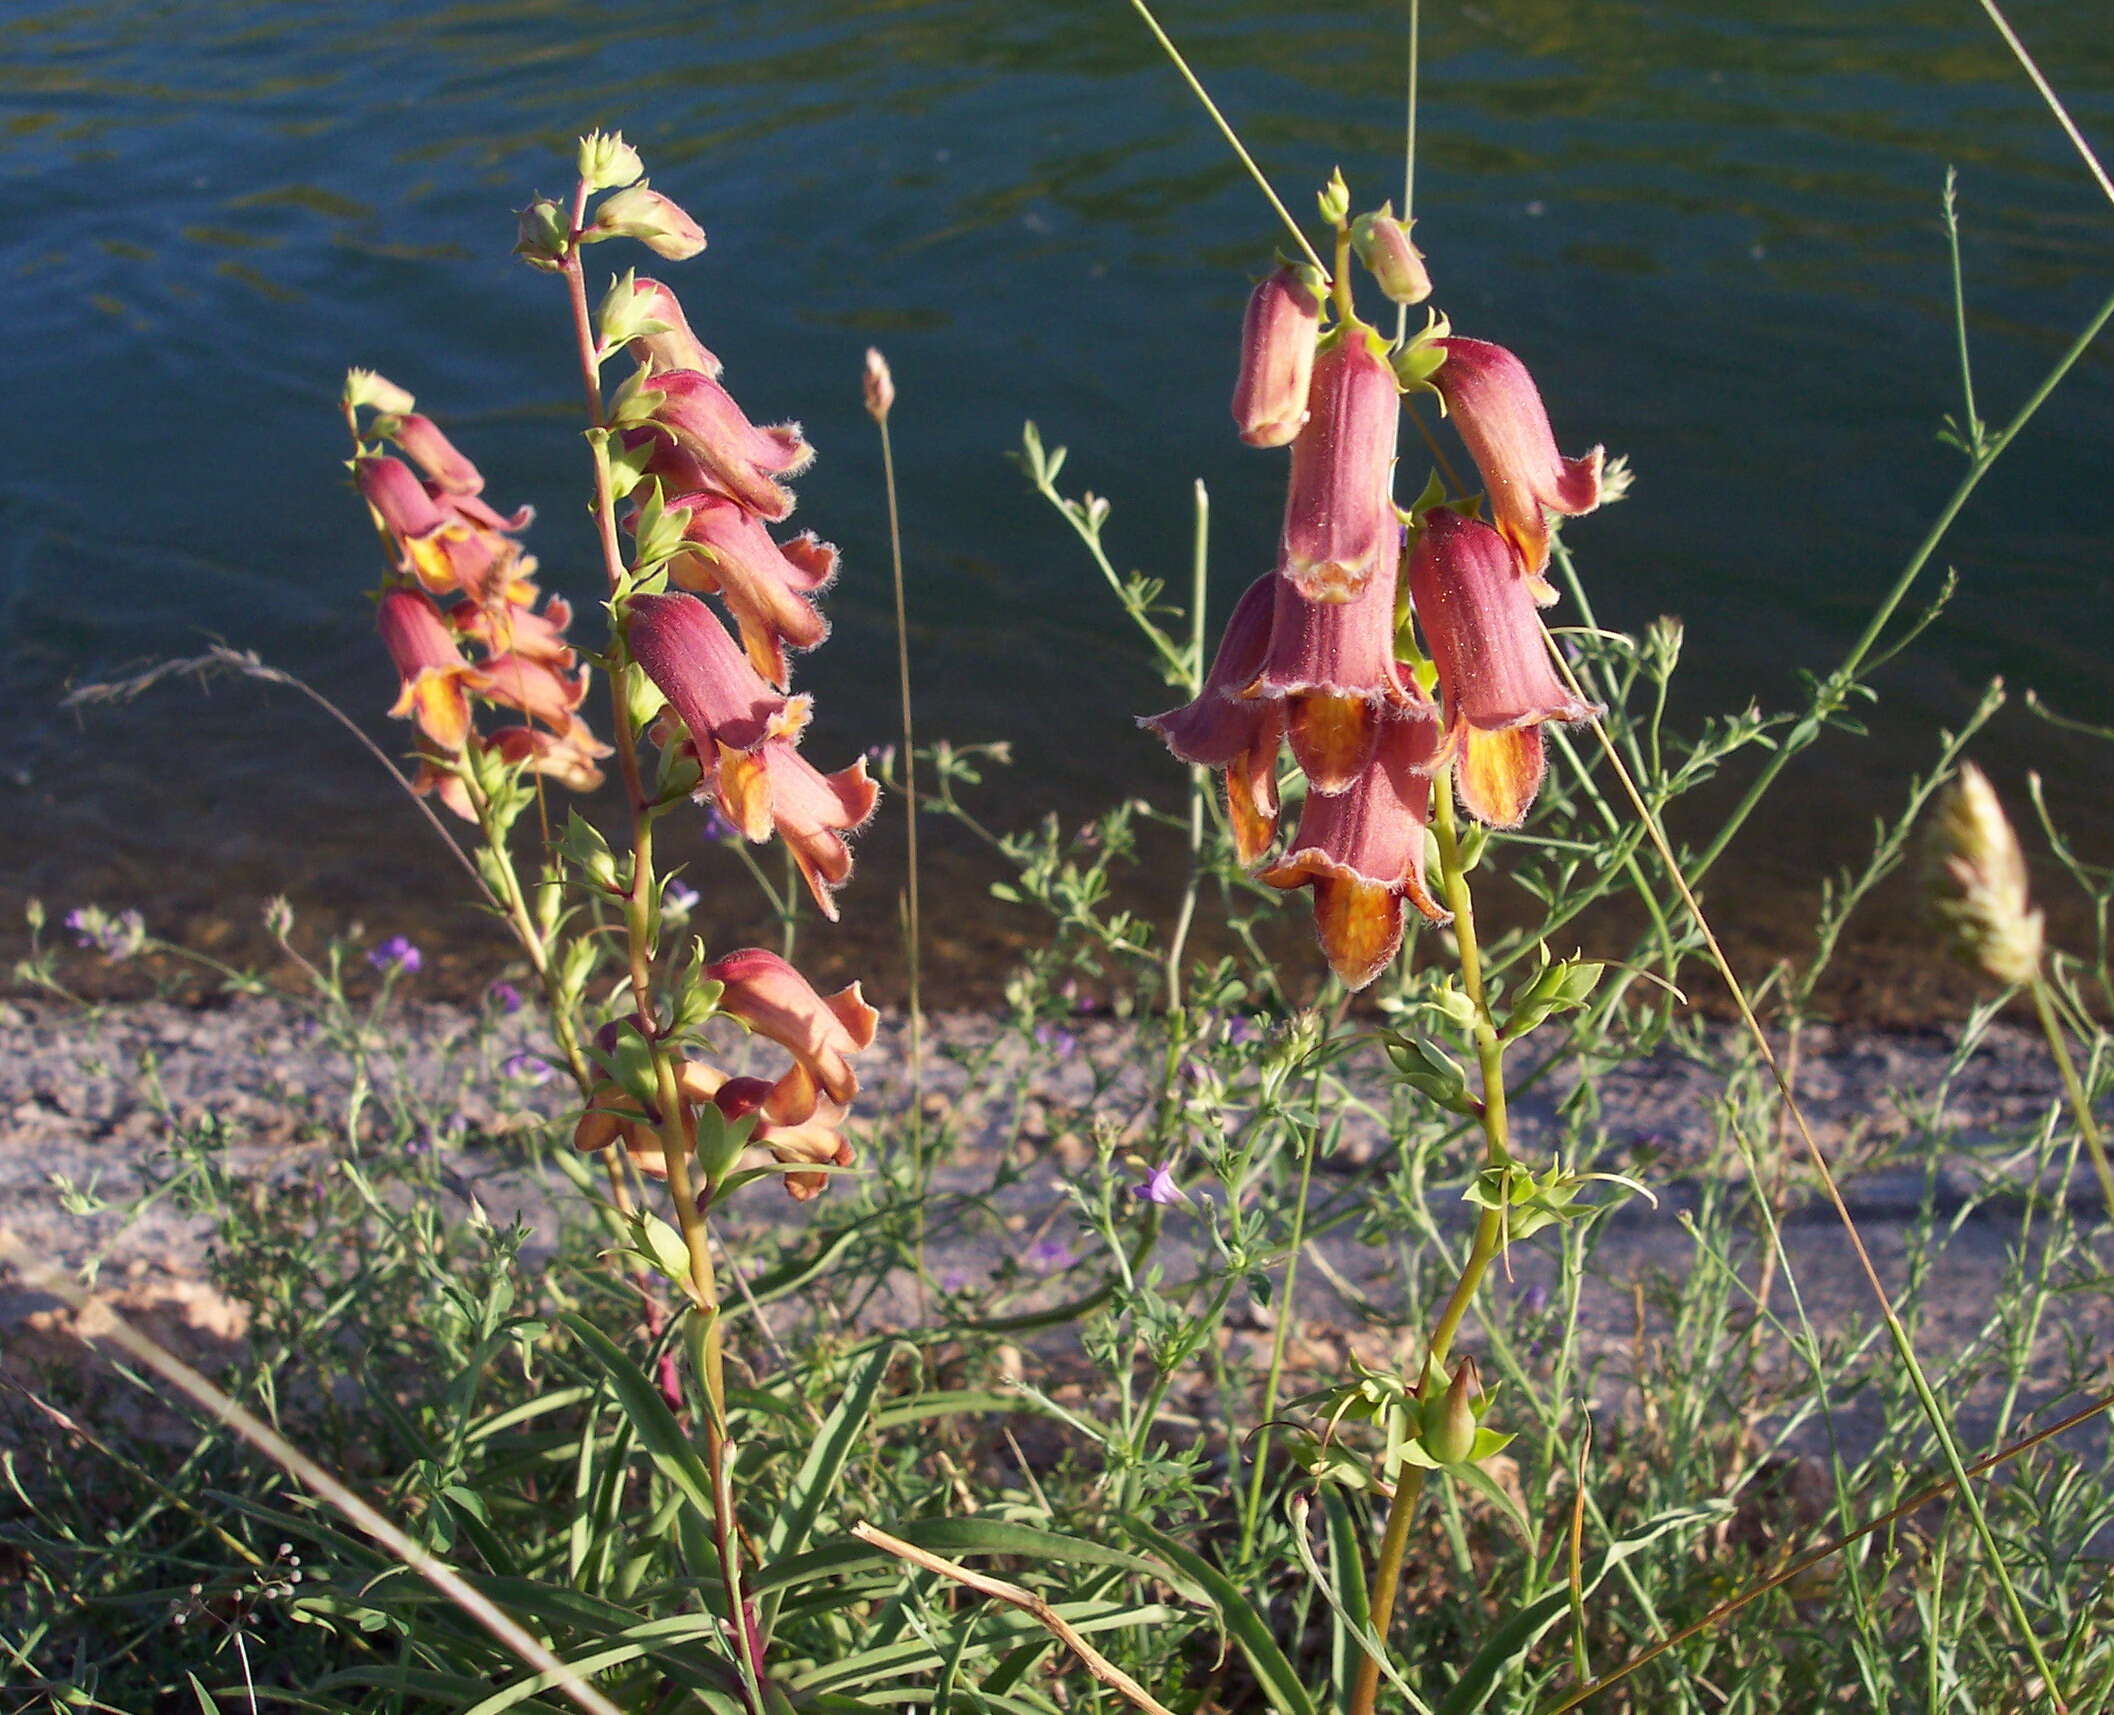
[1520,1281,1551,1316]
[487,981,525,1014]
[1131,1164,1182,1206]
[64,906,146,961]
[503,1053,554,1086]
[369,935,423,974]
[699,803,737,843]
[1025,1235,1077,1273]
[938,1268,969,1293]
[1224,1017,1260,1046]
[1034,1022,1079,1061]
[663,879,701,917]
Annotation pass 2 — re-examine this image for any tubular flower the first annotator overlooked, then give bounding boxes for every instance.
[356,454,521,605]
[1257,549,1422,792]
[1281,329,1402,602]
[488,720,609,792]
[1430,337,1602,601]
[707,1076,854,1204]
[1232,263,1325,449]
[457,594,577,666]
[1408,508,1598,828]
[379,589,483,752]
[702,947,879,1119]
[664,492,835,686]
[475,650,592,732]
[618,276,724,378]
[383,413,485,494]
[628,591,877,917]
[1261,711,1449,991]
[1140,575,1286,865]
[629,369,813,522]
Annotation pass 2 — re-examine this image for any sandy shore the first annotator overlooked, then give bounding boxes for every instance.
[4,993,2108,1459]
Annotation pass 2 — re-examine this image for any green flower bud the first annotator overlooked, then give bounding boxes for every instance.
[578,130,644,193]
[1421,1357,1480,1466]
[1317,167,1351,229]
[514,197,571,272]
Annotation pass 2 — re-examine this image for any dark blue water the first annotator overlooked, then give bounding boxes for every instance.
[3,0,2109,997]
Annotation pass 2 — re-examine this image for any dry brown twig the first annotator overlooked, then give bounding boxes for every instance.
[849,1520,1180,1715]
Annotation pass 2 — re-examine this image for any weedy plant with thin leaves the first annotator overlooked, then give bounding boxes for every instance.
[7,2,2114,1711]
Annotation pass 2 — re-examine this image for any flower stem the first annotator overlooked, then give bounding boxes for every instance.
[2030,976,2114,1222]
[1239,1012,1328,1559]
[558,184,758,1698]
[1350,771,1513,1715]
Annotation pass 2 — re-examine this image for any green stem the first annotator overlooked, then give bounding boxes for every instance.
[558,183,759,1700]
[2031,977,2114,1222]
[1240,1020,1328,1558]
[1123,0,1328,276]
[1692,285,2114,887]
[1352,774,1513,1715]
[1164,479,1210,1013]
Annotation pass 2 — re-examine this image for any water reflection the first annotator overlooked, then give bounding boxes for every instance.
[0,0,2108,1002]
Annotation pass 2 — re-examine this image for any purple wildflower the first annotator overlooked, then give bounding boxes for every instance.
[64,906,146,961]
[503,1053,554,1086]
[1025,1234,1077,1274]
[699,802,737,842]
[938,1268,969,1293]
[664,878,702,917]
[369,935,423,974]
[487,981,525,1014]
[1224,1017,1260,1046]
[1131,1164,1182,1206]
[1034,1022,1079,1061]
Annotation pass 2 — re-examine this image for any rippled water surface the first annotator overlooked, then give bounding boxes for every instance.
[3,0,2110,1001]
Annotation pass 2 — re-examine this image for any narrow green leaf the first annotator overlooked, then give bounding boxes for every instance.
[559,1311,717,1525]
[1125,1519,1316,1715]
[763,1345,898,1613]
[1431,1503,1727,1715]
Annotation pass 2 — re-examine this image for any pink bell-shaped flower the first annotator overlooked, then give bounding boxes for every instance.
[1261,710,1449,991]
[1280,329,1401,602]
[378,589,482,753]
[1232,264,1324,449]
[631,370,813,523]
[702,947,878,1120]
[1430,338,1601,601]
[1140,575,1286,866]
[663,492,834,688]
[1408,508,1598,828]
[628,591,876,918]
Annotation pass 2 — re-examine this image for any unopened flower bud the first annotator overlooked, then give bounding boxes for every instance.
[1926,763,2043,985]
[515,197,570,272]
[1421,1356,1480,1466]
[589,184,706,260]
[862,347,895,423]
[1232,264,1324,448]
[344,368,416,416]
[1316,167,1351,229]
[578,130,644,193]
[1350,204,1431,304]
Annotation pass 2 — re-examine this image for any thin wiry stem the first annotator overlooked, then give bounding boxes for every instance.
[1541,1387,2114,1713]
[1394,0,1421,345]
[0,1236,627,1715]
[1163,479,1209,1012]
[1124,0,1328,275]
[1976,0,2114,211]
[1543,624,2071,1711]
[2030,977,2114,1222]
